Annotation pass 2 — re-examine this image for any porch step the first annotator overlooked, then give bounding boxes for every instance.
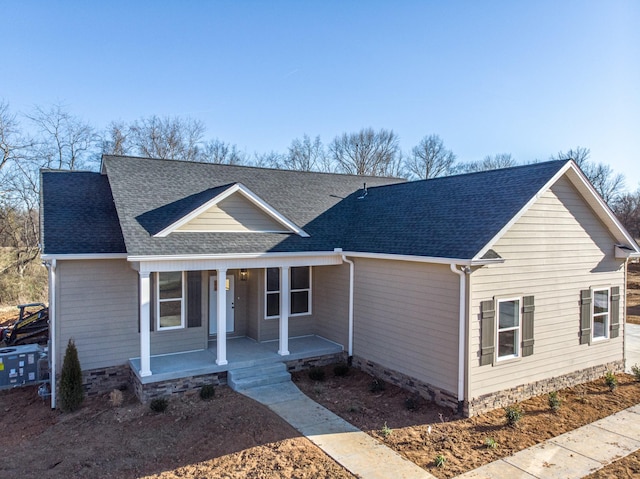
[227,362,291,391]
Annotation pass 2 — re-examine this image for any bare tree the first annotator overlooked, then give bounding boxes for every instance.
[199,138,247,165]
[613,190,640,240]
[127,115,205,161]
[285,135,327,172]
[404,134,456,179]
[101,121,130,156]
[329,128,400,176]
[0,101,32,173]
[253,151,285,169]
[551,146,625,204]
[457,153,516,173]
[27,103,99,171]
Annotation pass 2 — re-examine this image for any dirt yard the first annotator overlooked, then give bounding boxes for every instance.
[0,262,637,478]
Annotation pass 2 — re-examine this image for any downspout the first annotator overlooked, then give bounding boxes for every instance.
[450,264,469,412]
[48,259,57,409]
[342,255,354,357]
[624,258,629,372]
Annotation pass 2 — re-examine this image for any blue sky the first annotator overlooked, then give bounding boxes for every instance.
[2,1,639,189]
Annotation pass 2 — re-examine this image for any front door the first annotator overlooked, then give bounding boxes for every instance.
[209,274,235,334]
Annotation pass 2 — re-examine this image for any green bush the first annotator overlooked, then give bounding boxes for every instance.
[632,364,640,382]
[59,339,84,412]
[548,391,562,412]
[200,384,216,400]
[434,454,447,468]
[504,404,524,426]
[308,367,326,381]
[150,397,169,413]
[605,371,618,392]
[369,378,386,393]
[333,362,350,377]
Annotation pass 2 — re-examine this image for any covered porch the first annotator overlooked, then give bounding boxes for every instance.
[129,335,344,384]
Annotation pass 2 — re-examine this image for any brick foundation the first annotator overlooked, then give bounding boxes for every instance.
[351,355,460,412]
[131,372,227,403]
[465,360,625,416]
[285,351,348,372]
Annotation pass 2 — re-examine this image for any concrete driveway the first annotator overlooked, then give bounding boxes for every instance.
[626,323,640,373]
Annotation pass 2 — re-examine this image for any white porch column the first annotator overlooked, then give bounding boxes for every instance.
[216,268,228,365]
[278,266,290,356]
[139,272,152,377]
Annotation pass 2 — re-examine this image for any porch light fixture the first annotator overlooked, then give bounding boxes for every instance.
[240,269,248,281]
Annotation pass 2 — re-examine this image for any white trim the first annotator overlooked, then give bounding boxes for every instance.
[474,161,640,261]
[591,286,610,342]
[290,266,312,316]
[340,251,504,266]
[342,256,355,356]
[156,271,186,331]
[48,259,57,408]
[450,264,468,403]
[495,297,522,362]
[175,229,292,234]
[153,183,310,238]
[139,272,152,377]
[264,266,312,319]
[41,253,128,261]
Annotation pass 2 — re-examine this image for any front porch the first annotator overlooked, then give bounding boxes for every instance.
[129,335,344,385]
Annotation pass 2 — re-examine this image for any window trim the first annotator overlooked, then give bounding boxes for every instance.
[156,271,185,331]
[496,296,521,362]
[263,266,312,319]
[264,268,281,319]
[290,266,312,317]
[591,287,610,342]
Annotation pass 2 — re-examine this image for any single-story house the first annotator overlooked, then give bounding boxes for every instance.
[40,155,640,416]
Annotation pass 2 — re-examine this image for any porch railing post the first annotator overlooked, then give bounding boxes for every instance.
[278,266,290,355]
[139,272,152,377]
[216,268,228,365]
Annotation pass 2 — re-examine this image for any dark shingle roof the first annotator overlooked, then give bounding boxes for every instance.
[41,156,568,259]
[41,170,126,254]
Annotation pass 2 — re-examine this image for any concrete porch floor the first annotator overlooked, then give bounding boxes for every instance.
[129,335,343,384]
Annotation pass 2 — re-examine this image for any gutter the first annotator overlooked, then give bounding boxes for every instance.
[341,255,355,356]
[44,259,57,409]
[450,263,470,410]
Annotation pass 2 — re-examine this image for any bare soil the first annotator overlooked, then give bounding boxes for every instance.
[0,264,637,478]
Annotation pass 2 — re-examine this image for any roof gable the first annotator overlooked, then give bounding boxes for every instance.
[155,183,309,237]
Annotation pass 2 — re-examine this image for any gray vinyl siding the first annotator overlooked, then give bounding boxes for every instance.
[353,258,460,394]
[176,194,286,232]
[313,264,350,347]
[469,176,625,399]
[56,259,139,372]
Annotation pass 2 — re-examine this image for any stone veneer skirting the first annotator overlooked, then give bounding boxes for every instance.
[465,359,625,416]
[351,355,460,412]
[285,351,348,372]
[81,365,131,397]
[132,372,227,403]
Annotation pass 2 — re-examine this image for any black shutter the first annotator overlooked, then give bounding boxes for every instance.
[187,271,202,328]
[521,296,535,357]
[480,300,495,366]
[580,289,591,345]
[610,286,620,339]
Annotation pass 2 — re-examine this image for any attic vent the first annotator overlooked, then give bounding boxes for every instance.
[357,183,368,200]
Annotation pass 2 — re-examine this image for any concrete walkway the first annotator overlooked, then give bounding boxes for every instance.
[240,381,436,479]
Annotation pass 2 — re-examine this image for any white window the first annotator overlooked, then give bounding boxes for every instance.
[497,298,520,360]
[157,271,185,330]
[264,266,311,318]
[592,288,609,340]
[290,266,311,316]
[265,268,280,319]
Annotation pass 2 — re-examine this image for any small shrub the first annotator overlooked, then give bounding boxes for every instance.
[200,384,215,400]
[150,397,168,413]
[405,394,421,411]
[333,362,350,377]
[369,378,386,393]
[548,391,561,412]
[347,404,361,413]
[434,454,447,468]
[605,371,618,392]
[381,422,392,438]
[632,364,640,382]
[484,437,497,449]
[504,404,524,426]
[308,367,326,381]
[109,389,124,407]
[59,339,84,412]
